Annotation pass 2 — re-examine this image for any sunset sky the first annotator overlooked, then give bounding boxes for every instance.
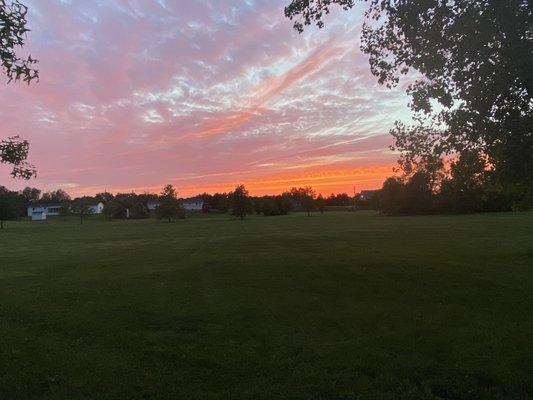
[0,0,412,197]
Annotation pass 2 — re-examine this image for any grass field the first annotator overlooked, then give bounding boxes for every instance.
[0,211,532,399]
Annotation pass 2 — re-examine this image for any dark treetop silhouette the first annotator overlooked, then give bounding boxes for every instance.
[286,0,532,208]
[0,0,38,179]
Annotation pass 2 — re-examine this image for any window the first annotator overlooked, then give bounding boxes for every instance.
[47,207,60,214]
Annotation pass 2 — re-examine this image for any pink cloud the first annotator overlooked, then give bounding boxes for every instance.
[0,0,410,196]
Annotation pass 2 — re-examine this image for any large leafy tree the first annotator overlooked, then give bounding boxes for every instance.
[285,0,532,191]
[289,186,316,216]
[40,189,70,203]
[0,185,24,229]
[156,184,185,222]
[231,184,252,220]
[1,0,38,179]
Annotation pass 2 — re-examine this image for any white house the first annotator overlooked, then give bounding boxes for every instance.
[88,202,105,214]
[27,201,104,220]
[31,210,47,221]
[182,198,204,211]
[27,202,62,220]
[147,201,159,211]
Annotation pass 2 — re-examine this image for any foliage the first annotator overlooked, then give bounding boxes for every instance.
[71,198,93,224]
[109,193,149,219]
[0,0,38,83]
[285,0,355,33]
[201,192,231,213]
[316,194,326,214]
[156,184,185,222]
[41,189,70,203]
[0,186,22,228]
[257,194,292,216]
[20,186,39,202]
[376,152,526,215]
[288,186,316,216]
[377,177,407,216]
[130,201,150,219]
[95,192,114,204]
[1,2,38,179]
[231,184,251,220]
[286,0,533,206]
[102,200,118,220]
[325,193,352,206]
[0,136,35,179]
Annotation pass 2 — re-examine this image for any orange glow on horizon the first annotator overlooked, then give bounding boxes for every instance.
[65,164,396,198]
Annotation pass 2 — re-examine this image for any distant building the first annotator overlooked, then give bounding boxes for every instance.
[88,202,105,214]
[27,202,62,220]
[182,197,204,211]
[147,201,160,211]
[27,201,104,220]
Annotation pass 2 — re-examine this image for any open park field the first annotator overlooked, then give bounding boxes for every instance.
[1,211,532,399]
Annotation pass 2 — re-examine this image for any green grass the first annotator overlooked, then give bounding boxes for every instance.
[0,212,532,400]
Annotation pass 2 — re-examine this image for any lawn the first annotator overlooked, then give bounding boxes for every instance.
[0,211,532,399]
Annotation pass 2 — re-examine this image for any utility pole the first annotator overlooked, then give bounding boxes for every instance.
[353,186,357,212]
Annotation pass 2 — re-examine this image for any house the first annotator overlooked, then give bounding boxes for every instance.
[30,210,47,221]
[27,202,62,220]
[147,201,160,211]
[182,197,204,211]
[88,202,105,214]
[27,201,104,220]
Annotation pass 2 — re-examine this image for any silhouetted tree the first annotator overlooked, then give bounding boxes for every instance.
[403,171,434,215]
[1,2,38,179]
[378,177,406,216]
[41,189,70,203]
[316,194,325,214]
[21,186,40,203]
[95,192,114,204]
[231,184,251,220]
[0,1,38,83]
[71,199,92,224]
[286,0,533,204]
[156,184,184,222]
[59,202,70,218]
[130,201,149,219]
[102,200,118,220]
[0,186,20,229]
[0,136,35,179]
[253,197,262,215]
[325,193,351,206]
[290,186,316,216]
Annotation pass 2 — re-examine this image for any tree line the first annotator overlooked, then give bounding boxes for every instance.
[286,0,532,214]
[376,151,531,216]
[0,183,373,228]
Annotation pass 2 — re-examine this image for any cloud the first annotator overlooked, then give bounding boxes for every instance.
[0,0,410,196]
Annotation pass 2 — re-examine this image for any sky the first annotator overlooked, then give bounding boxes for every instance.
[0,0,411,197]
